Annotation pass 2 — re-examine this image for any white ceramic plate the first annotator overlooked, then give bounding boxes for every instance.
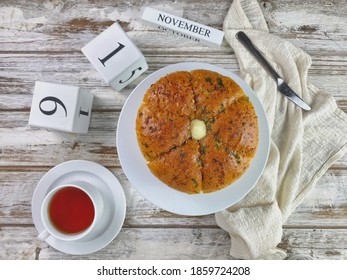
[31,160,126,255]
[117,62,269,216]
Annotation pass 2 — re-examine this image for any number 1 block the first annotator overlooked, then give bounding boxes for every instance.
[28,81,94,133]
[81,22,148,91]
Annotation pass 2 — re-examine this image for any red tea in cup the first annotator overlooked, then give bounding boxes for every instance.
[48,186,95,234]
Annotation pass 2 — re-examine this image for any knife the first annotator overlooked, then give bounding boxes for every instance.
[236,31,311,111]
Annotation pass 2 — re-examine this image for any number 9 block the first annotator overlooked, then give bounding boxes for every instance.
[81,22,148,91]
[28,81,94,133]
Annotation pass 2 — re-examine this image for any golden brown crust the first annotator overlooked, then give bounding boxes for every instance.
[144,71,196,118]
[136,102,191,161]
[199,134,251,193]
[148,139,202,194]
[136,70,259,194]
[191,69,244,119]
[211,96,259,158]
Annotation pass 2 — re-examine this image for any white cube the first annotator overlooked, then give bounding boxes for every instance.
[81,22,148,91]
[28,81,94,133]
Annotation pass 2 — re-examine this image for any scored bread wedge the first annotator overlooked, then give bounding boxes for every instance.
[148,139,202,194]
[199,131,252,193]
[191,69,244,119]
[136,103,191,161]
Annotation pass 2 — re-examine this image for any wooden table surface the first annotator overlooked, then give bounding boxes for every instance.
[0,0,346,260]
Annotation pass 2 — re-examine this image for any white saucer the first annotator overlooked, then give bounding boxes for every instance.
[31,160,126,255]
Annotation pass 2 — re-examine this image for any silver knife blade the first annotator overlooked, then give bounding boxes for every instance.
[277,78,311,111]
[236,31,311,111]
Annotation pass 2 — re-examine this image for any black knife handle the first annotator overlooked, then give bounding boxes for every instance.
[236,31,281,82]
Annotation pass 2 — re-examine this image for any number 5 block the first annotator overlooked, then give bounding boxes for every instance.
[28,81,94,133]
[81,22,148,91]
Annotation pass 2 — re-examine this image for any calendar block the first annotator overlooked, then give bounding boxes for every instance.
[142,7,224,48]
[81,22,148,91]
[28,81,94,133]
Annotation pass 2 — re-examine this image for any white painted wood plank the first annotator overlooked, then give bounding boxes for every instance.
[1,53,345,111]
[0,166,346,227]
[0,1,345,54]
[0,226,346,259]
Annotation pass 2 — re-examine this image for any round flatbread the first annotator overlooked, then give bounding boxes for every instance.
[136,70,259,194]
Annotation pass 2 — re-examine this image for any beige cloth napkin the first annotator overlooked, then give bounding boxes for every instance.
[215,0,347,260]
